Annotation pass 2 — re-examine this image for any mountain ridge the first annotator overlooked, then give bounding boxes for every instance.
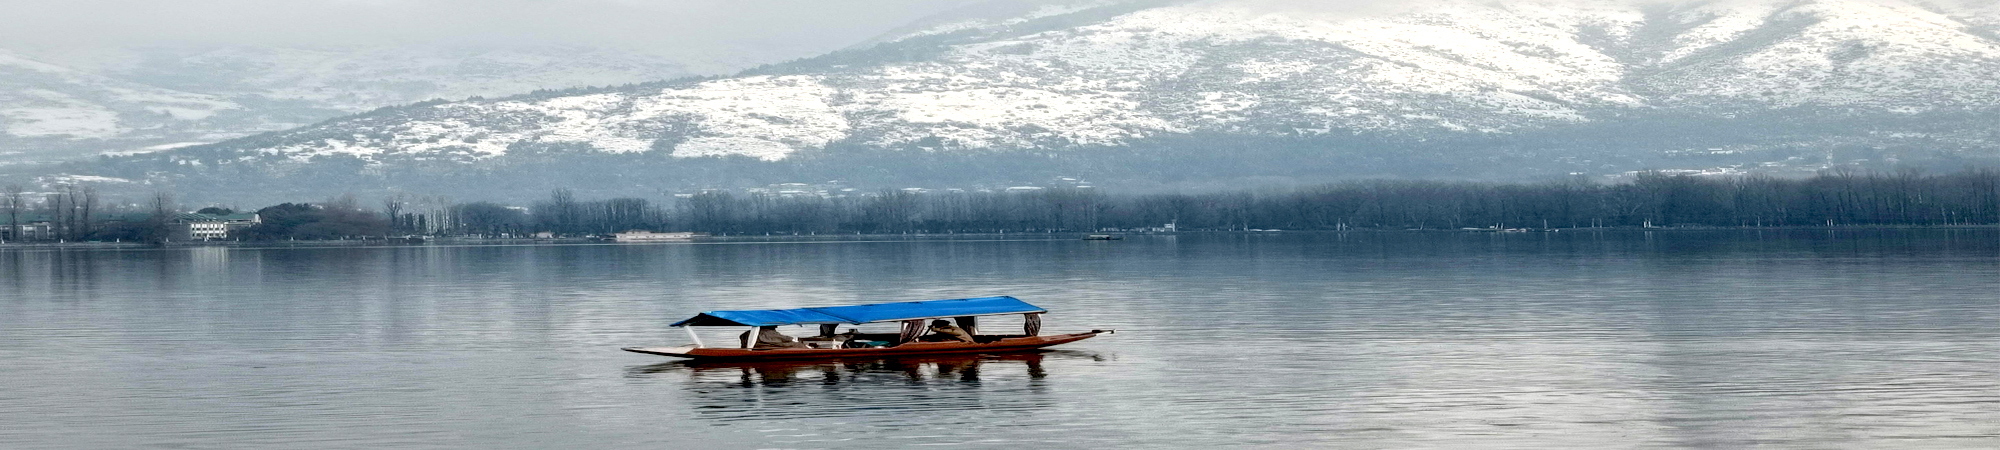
[0,44,707,164]
[33,0,2000,202]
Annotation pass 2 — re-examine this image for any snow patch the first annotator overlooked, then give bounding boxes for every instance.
[670,136,798,161]
[1,90,123,138]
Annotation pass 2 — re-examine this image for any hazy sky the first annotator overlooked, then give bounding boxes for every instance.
[0,0,982,62]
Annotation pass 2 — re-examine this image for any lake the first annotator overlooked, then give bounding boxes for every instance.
[4,230,2000,449]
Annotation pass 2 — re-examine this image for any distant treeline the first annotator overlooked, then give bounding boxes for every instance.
[8,169,2000,242]
[431,169,2000,236]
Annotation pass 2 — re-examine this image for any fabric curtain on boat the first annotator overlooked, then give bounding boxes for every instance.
[898,319,924,344]
[1024,313,1042,336]
[954,316,977,335]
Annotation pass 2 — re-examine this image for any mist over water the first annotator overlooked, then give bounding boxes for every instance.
[3,230,1999,448]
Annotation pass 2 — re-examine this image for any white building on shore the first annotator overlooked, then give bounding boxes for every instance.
[170,213,260,240]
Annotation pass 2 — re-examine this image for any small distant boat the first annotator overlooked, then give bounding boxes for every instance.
[622,296,1110,361]
[612,231,698,242]
[1083,234,1123,240]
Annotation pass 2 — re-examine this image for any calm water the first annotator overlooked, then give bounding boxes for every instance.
[4,231,2000,449]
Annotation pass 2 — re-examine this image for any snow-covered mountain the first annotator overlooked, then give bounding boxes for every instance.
[61,0,2000,201]
[0,50,241,160]
[32,44,703,114]
[0,44,699,163]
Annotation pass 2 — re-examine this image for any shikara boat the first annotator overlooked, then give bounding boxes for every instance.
[622,296,1109,361]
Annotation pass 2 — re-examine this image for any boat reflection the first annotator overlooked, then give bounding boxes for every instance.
[627,350,1105,423]
[627,349,1102,380]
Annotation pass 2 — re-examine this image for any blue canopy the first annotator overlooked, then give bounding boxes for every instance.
[671,296,1045,327]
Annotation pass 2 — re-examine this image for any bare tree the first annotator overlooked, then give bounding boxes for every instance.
[48,186,86,241]
[79,185,97,239]
[1,184,21,241]
[381,193,406,234]
[546,188,578,234]
[863,189,921,233]
[56,185,73,240]
[323,193,360,212]
[684,191,735,233]
[149,191,176,243]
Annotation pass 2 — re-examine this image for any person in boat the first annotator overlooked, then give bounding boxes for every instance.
[922,319,975,343]
[741,326,809,349]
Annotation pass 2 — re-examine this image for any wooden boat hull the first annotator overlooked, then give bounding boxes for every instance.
[623,331,1107,360]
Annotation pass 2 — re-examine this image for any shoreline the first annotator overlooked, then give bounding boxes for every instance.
[4,225,1997,250]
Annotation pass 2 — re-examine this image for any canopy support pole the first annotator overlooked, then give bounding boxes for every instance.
[955,316,978,336]
[684,327,704,348]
